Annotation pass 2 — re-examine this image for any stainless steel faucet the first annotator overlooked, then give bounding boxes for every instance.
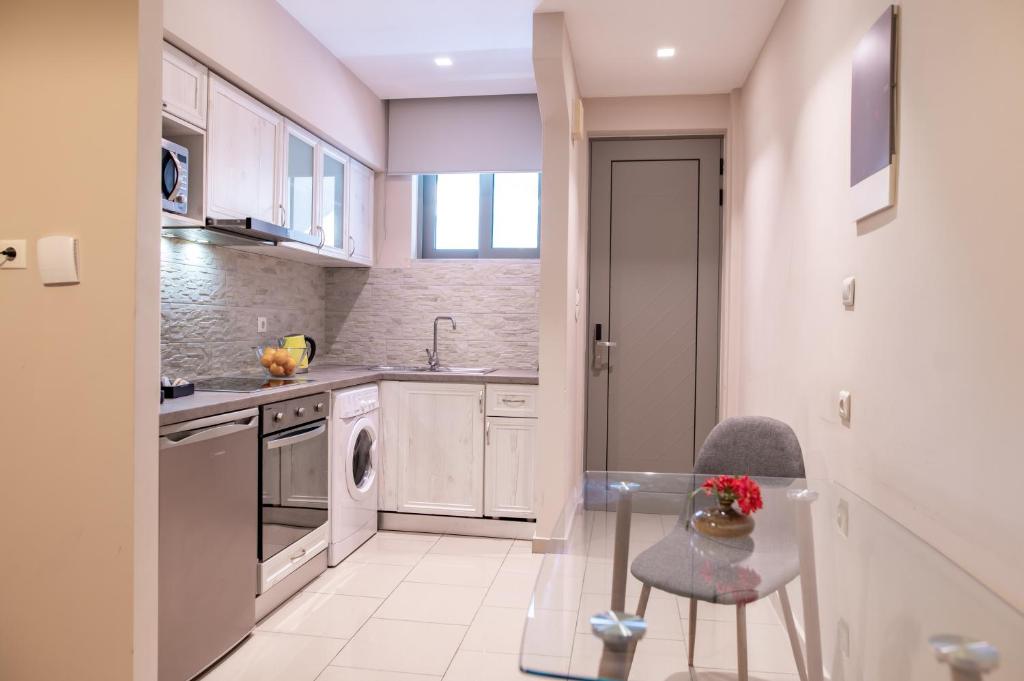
[426,316,456,370]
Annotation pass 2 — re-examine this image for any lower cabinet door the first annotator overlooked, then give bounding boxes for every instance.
[484,417,537,519]
[393,382,485,517]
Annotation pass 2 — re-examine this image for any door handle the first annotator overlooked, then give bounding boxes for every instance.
[266,423,326,449]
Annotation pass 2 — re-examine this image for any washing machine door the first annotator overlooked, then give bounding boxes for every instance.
[346,417,378,500]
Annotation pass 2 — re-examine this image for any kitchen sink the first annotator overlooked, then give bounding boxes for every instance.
[364,365,494,375]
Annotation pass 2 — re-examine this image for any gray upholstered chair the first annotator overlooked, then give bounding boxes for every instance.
[630,416,808,681]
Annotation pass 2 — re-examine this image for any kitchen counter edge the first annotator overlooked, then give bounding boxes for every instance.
[159,366,539,426]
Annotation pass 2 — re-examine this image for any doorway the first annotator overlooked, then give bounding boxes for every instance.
[586,137,722,473]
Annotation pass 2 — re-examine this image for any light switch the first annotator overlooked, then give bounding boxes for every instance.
[37,236,79,285]
[0,240,27,269]
[842,276,856,309]
[838,390,852,422]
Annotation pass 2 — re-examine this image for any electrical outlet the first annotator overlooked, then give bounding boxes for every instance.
[836,498,850,537]
[257,316,268,333]
[0,240,27,269]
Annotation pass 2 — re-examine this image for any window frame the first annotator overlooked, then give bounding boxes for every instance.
[419,173,541,259]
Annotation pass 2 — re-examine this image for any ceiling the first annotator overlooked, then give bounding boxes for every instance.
[276,0,785,100]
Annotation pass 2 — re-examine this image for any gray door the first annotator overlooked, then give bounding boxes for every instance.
[587,138,722,473]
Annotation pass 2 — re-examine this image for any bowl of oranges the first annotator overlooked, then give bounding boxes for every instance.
[256,343,309,378]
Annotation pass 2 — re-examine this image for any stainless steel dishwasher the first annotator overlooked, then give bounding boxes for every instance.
[159,408,258,681]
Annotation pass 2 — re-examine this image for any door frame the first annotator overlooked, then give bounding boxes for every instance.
[585,136,724,473]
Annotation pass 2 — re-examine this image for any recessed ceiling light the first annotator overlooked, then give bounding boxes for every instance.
[434,56,453,67]
[656,47,676,59]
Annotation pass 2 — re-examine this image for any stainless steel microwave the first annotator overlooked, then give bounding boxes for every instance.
[161,138,189,216]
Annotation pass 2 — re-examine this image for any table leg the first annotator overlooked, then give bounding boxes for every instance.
[737,602,748,681]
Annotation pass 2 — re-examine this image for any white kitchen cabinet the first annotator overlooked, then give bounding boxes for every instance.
[379,381,485,517]
[281,121,318,238]
[161,42,207,129]
[484,416,537,519]
[206,74,283,223]
[345,159,374,265]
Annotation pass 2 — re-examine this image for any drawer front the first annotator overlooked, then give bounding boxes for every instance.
[258,522,328,594]
[486,384,538,417]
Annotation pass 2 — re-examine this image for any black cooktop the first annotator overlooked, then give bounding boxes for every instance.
[193,376,316,393]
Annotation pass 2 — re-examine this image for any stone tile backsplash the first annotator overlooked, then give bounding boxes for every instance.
[161,238,325,379]
[323,261,539,370]
[161,240,539,378]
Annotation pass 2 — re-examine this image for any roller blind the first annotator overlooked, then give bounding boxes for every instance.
[387,94,541,174]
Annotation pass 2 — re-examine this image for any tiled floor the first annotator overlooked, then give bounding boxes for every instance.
[199,526,801,681]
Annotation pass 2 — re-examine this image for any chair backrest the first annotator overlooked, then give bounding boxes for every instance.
[693,416,805,478]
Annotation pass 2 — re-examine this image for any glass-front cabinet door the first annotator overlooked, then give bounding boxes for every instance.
[318,143,348,250]
[283,122,317,236]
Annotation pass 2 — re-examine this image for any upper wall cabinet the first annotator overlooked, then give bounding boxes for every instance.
[318,143,349,251]
[346,160,374,265]
[207,75,283,223]
[282,122,318,238]
[162,43,208,128]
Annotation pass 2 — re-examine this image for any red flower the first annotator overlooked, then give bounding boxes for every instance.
[699,475,763,516]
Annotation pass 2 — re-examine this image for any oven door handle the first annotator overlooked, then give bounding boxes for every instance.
[265,423,326,449]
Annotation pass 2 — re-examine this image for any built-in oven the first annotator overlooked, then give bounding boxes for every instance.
[258,392,329,601]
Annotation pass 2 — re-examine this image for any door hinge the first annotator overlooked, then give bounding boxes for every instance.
[719,189,723,206]
[720,158,724,175]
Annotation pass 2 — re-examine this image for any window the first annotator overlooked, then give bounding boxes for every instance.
[420,172,540,258]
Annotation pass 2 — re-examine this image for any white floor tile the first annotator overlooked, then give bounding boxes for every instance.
[461,606,575,658]
[429,535,513,558]
[499,553,545,575]
[576,592,683,641]
[199,631,344,681]
[318,667,440,681]
[443,650,568,681]
[686,618,800,674]
[484,569,539,609]
[508,540,535,555]
[376,581,486,625]
[581,558,673,601]
[330,619,466,676]
[305,562,412,599]
[257,592,382,639]
[405,553,504,587]
[347,533,439,566]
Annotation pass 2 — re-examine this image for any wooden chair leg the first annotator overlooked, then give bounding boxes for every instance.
[778,587,809,681]
[687,598,698,667]
[637,583,651,617]
[737,603,748,681]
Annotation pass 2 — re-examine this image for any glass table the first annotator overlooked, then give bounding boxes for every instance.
[519,472,1023,681]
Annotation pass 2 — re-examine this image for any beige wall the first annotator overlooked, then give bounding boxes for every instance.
[533,12,590,543]
[583,93,730,137]
[164,0,386,170]
[730,0,1024,610]
[0,0,161,679]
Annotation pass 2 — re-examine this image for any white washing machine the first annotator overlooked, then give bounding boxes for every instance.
[329,384,380,566]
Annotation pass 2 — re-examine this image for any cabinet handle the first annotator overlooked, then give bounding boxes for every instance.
[348,234,355,256]
[486,420,491,445]
[479,391,484,413]
[289,547,307,561]
[501,397,527,406]
[280,203,287,228]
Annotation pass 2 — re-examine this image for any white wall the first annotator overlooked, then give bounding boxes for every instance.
[164,0,386,169]
[730,0,1024,610]
[533,12,590,545]
[583,94,730,137]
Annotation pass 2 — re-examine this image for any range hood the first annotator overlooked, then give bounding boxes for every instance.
[162,217,321,247]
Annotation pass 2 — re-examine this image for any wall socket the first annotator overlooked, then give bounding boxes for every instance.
[0,240,27,269]
[257,316,268,333]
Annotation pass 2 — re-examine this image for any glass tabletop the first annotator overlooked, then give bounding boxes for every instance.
[519,472,1023,681]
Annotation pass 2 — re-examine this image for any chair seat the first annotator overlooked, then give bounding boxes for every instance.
[630,516,800,605]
